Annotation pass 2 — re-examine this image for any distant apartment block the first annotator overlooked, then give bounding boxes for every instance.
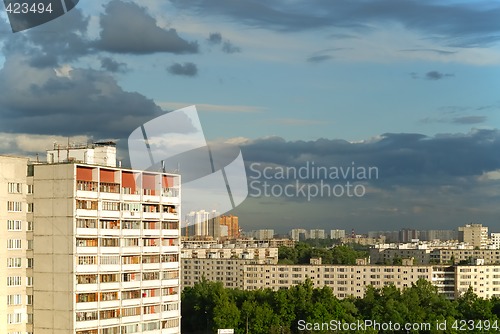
[330,229,346,240]
[181,244,278,289]
[371,243,500,265]
[458,223,489,248]
[219,215,240,239]
[249,229,275,240]
[490,233,500,249]
[290,229,307,241]
[309,229,326,239]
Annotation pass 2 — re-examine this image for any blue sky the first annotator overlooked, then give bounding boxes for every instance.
[0,0,499,233]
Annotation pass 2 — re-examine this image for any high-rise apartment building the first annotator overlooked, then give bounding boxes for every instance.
[1,144,182,334]
[219,215,239,239]
[330,229,346,240]
[458,224,489,248]
[1,156,33,334]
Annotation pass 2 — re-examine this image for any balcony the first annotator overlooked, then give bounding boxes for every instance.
[99,247,120,254]
[143,229,161,237]
[99,192,120,201]
[76,265,98,273]
[76,228,98,236]
[143,246,160,253]
[162,310,180,319]
[99,300,120,309]
[143,312,160,321]
[142,279,161,288]
[74,319,99,330]
[143,263,161,271]
[162,327,180,334]
[143,194,161,203]
[161,262,179,270]
[143,212,161,220]
[75,301,98,311]
[162,279,179,287]
[76,246,97,255]
[142,296,161,304]
[76,190,98,199]
[100,210,120,219]
[122,228,141,236]
[161,246,179,253]
[122,211,140,220]
[121,298,141,307]
[162,294,179,303]
[121,246,141,254]
[121,280,141,289]
[122,193,141,202]
[76,209,97,217]
[162,229,179,237]
[99,282,120,290]
[122,264,141,271]
[76,283,98,292]
[99,228,120,237]
[120,315,141,324]
[98,264,121,272]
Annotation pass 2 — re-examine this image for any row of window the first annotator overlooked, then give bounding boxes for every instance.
[75,303,178,321]
[7,257,33,268]
[7,220,33,231]
[77,287,178,303]
[75,318,179,334]
[77,254,178,266]
[77,200,178,213]
[76,237,178,247]
[76,219,179,230]
[76,271,179,284]
[7,182,33,194]
[7,276,33,286]
[7,294,32,305]
[7,201,33,212]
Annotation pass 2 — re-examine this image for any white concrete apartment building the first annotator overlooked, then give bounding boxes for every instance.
[1,144,182,334]
[455,265,500,299]
[242,262,434,298]
[1,156,33,334]
[181,245,278,289]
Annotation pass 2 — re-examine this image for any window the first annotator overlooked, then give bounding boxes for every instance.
[7,294,22,305]
[7,258,22,268]
[76,311,98,321]
[76,219,97,228]
[100,273,119,283]
[27,184,33,194]
[78,256,97,265]
[7,220,22,231]
[8,182,22,194]
[7,276,22,286]
[7,239,22,249]
[102,201,120,211]
[121,307,141,317]
[7,201,22,212]
[100,309,120,320]
[7,313,22,324]
[77,275,98,284]
[27,258,34,268]
[76,200,98,210]
[76,293,98,303]
[27,203,34,213]
[26,276,33,286]
[27,221,33,231]
[26,295,33,305]
[100,256,119,265]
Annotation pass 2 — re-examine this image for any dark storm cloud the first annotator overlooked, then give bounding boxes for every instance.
[451,116,487,125]
[95,0,198,54]
[100,57,128,73]
[307,55,333,63]
[240,130,500,187]
[222,41,241,54]
[207,32,222,44]
[0,56,162,138]
[170,0,500,47]
[1,8,91,67]
[167,62,198,76]
[399,48,458,55]
[425,71,454,80]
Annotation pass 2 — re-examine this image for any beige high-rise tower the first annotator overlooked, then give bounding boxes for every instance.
[0,155,33,334]
[1,144,182,334]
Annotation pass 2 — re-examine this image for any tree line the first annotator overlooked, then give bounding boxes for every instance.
[182,279,500,333]
[278,242,369,265]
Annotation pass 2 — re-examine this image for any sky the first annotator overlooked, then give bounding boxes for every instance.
[0,0,499,234]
